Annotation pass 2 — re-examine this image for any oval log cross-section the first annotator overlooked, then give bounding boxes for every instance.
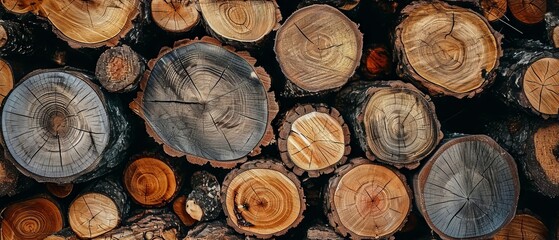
[493,212,548,240]
[415,135,519,240]
[1,196,64,240]
[394,1,502,98]
[123,157,180,207]
[221,160,305,238]
[151,0,200,33]
[1,70,113,183]
[131,37,277,168]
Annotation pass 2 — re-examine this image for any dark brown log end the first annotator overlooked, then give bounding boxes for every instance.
[96,45,145,93]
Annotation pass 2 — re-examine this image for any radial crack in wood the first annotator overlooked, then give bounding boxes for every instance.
[123,156,179,207]
[493,212,548,240]
[480,0,507,21]
[508,0,546,24]
[151,0,199,33]
[1,196,64,240]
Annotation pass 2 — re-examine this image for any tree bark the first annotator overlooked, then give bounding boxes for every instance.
[221,160,305,239]
[95,45,145,93]
[92,209,182,240]
[151,0,200,33]
[186,170,222,222]
[493,211,548,240]
[1,196,64,240]
[0,20,38,56]
[324,158,412,239]
[184,221,244,240]
[336,80,442,169]
[123,156,181,207]
[68,177,130,239]
[274,4,362,97]
[394,0,502,98]
[306,223,343,240]
[545,12,559,48]
[277,103,350,177]
[45,228,78,240]
[414,135,520,240]
[0,69,131,184]
[297,0,360,11]
[130,37,277,168]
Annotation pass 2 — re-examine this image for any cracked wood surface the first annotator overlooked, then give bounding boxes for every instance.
[522,57,559,115]
[1,196,63,240]
[151,0,199,33]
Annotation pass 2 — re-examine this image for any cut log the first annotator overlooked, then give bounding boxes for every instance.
[336,80,442,169]
[0,20,35,56]
[95,45,145,93]
[277,103,350,177]
[394,1,502,98]
[480,0,507,21]
[493,211,548,240]
[186,170,222,221]
[197,0,281,47]
[2,0,141,48]
[0,58,13,104]
[306,223,343,240]
[221,160,305,238]
[496,43,559,118]
[68,177,130,239]
[185,221,244,240]
[0,69,131,183]
[274,4,363,97]
[92,209,182,240]
[46,183,73,198]
[508,0,546,24]
[361,44,391,79]
[414,135,520,240]
[1,196,64,240]
[45,228,78,240]
[172,195,197,227]
[151,0,200,33]
[130,37,277,168]
[123,156,181,207]
[546,12,559,48]
[297,0,361,11]
[324,158,412,239]
[484,113,559,197]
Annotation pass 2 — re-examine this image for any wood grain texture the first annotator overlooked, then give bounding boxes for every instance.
[415,135,519,240]
[480,0,507,21]
[123,157,179,207]
[0,58,13,104]
[394,1,502,98]
[221,160,305,239]
[508,0,546,24]
[131,37,277,168]
[95,45,145,93]
[325,158,412,239]
[1,196,63,240]
[522,58,559,115]
[151,0,199,33]
[493,213,548,240]
[91,209,182,240]
[46,183,73,198]
[274,4,362,94]
[278,104,350,177]
[545,12,559,48]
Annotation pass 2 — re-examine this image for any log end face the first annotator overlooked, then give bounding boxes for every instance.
[1,197,64,240]
[68,193,120,238]
[522,57,559,116]
[123,157,178,207]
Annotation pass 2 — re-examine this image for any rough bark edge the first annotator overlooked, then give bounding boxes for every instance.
[95,45,146,93]
[277,103,351,177]
[324,157,412,239]
[393,0,503,99]
[130,36,278,169]
[274,4,363,97]
[196,0,282,48]
[414,134,520,240]
[0,68,131,184]
[337,80,443,169]
[93,209,182,239]
[221,159,306,239]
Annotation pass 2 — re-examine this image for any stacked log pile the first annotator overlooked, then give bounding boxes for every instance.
[0,0,559,239]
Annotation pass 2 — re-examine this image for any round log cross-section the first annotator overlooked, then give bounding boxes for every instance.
[131,37,277,168]
[221,160,305,239]
[493,212,548,240]
[1,196,64,240]
[415,135,520,240]
[123,157,180,207]
[522,58,559,115]
[0,58,13,103]
[394,1,502,98]
[151,0,200,33]
[508,0,546,24]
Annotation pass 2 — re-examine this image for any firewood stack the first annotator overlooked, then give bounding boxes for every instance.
[2,0,559,239]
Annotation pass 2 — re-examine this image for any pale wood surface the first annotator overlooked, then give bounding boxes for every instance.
[522,57,559,115]
[123,157,178,207]
[0,58,13,104]
[151,0,199,33]
[68,193,119,238]
[480,0,507,21]
[1,197,63,240]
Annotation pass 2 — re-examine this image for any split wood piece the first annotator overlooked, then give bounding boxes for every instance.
[306,223,344,240]
[545,12,559,48]
[1,196,64,240]
[484,113,559,198]
[45,228,78,240]
[46,183,73,198]
[480,0,507,21]
[394,1,502,98]
[95,45,145,93]
[186,170,222,221]
[0,20,35,56]
[1,0,141,48]
[185,221,244,240]
[361,44,391,79]
[123,156,181,207]
[0,58,13,104]
[336,80,442,169]
[297,0,361,11]
[0,69,131,183]
[274,4,363,97]
[92,209,182,240]
[221,160,305,239]
[68,177,130,239]
[496,45,559,118]
[198,0,281,47]
[130,37,277,168]
[493,212,548,240]
[325,158,412,239]
[508,0,546,24]
[173,195,197,226]
[151,0,199,33]
[277,103,350,177]
[415,135,519,240]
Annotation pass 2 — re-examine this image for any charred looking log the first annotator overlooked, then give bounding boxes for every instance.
[186,171,222,221]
